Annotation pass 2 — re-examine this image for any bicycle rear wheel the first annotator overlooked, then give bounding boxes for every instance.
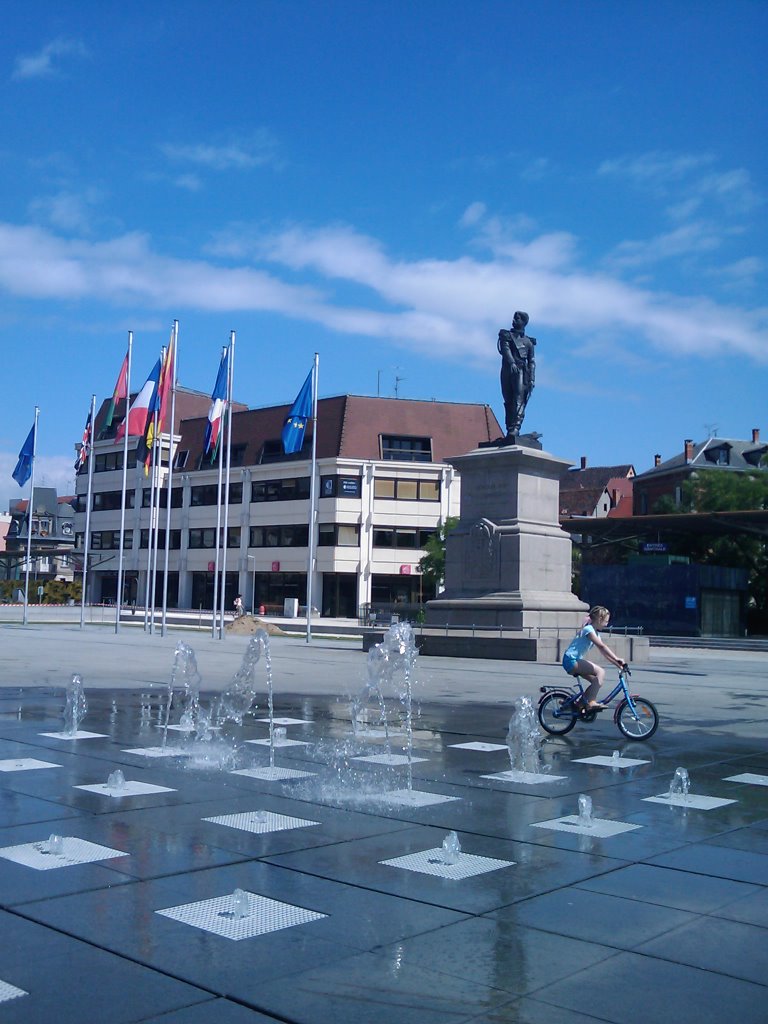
[616,697,658,740]
[537,691,577,735]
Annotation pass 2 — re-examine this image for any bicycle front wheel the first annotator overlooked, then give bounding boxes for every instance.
[537,691,577,735]
[616,697,658,740]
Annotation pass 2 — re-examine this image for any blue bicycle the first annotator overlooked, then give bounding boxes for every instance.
[537,666,659,740]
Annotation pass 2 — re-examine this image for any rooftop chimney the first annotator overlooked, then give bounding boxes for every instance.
[580,456,587,470]
[684,439,694,463]
[752,428,760,444]
[654,454,661,467]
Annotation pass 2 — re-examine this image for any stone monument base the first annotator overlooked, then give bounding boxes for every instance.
[425,439,588,635]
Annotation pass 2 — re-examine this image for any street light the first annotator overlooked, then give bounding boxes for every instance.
[247,555,256,615]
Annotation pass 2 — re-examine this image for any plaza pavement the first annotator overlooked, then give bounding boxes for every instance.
[0,621,766,1023]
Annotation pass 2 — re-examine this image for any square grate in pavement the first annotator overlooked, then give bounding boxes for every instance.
[383,789,461,807]
[531,816,642,838]
[352,753,429,766]
[0,758,62,772]
[449,742,508,751]
[482,769,567,785]
[573,755,650,768]
[75,780,177,798]
[381,847,514,880]
[0,980,28,1003]
[255,717,312,725]
[723,773,768,787]
[245,738,310,748]
[203,810,320,834]
[231,766,316,781]
[0,837,127,870]
[122,746,194,758]
[156,891,326,940]
[39,731,107,740]
[643,794,737,810]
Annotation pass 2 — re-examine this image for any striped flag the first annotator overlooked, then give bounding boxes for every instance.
[204,347,229,460]
[74,410,92,471]
[101,350,129,437]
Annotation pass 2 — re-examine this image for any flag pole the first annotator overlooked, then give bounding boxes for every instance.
[21,407,39,628]
[161,321,178,637]
[146,401,161,634]
[115,333,133,634]
[79,393,96,629]
[210,345,227,638]
[218,330,235,640]
[305,352,319,644]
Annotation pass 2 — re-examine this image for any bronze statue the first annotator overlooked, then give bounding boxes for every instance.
[498,311,536,436]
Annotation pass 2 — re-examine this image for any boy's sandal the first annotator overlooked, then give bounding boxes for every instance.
[588,702,608,711]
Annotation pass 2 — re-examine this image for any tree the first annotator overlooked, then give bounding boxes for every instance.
[418,516,459,591]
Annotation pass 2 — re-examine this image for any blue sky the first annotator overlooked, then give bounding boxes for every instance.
[1,1,766,511]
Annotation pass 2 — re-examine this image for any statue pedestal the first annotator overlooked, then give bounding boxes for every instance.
[426,442,587,631]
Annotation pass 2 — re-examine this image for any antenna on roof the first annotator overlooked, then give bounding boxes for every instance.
[704,422,719,438]
[394,373,406,399]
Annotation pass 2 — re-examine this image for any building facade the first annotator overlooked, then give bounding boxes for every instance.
[76,393,502,617]
[633,430,766,514]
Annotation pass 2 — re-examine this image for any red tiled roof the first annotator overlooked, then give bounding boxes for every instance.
[178,395,502,468]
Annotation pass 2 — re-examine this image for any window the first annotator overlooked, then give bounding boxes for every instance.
[199,444,247,470]
[380,435,432,462]
[174,450,189,469]
[140,529,181,549]
[93,490,135,511]
[259,437,311,463]
[320,476,362,499]
[251,477,311,502]
[374,478,440,500]
[373,478,396,499]
[250,524,309,547]
[188,528,216,549]
[95,451,125,473]
[91,530,132,550]
[190,482,242,506]
[372,527,436,549]
[318,524,360,546]
[142,487,183,508]
[397,480,418,500]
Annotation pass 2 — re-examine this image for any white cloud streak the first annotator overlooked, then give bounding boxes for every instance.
[0,219,765,370]
[161,131,281,171]
[12,38,89,81]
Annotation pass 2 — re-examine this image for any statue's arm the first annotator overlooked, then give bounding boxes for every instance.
[498,330,514,363]
[527,337,536,388]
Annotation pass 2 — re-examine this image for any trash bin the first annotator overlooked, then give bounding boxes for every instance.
[283,597,299,618]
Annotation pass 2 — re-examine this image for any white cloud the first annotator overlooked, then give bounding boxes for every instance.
[459,202,487,227]
[0,218,765,372]
[605,222,723,269]
[28,189,104,233]
[12,38,89,81]
[598,151,715,184]
[161,131,280,171]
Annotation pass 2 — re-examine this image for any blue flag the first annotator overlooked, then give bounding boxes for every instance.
[281,369,314,455]
[13,422,36,487]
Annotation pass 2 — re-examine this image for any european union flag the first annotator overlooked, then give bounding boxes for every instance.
[281,369,314,455]
[13,422,36,487]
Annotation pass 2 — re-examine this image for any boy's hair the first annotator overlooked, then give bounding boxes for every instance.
[589,605,610,623]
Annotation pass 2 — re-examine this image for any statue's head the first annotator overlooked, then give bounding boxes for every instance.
[512,311,529,330]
